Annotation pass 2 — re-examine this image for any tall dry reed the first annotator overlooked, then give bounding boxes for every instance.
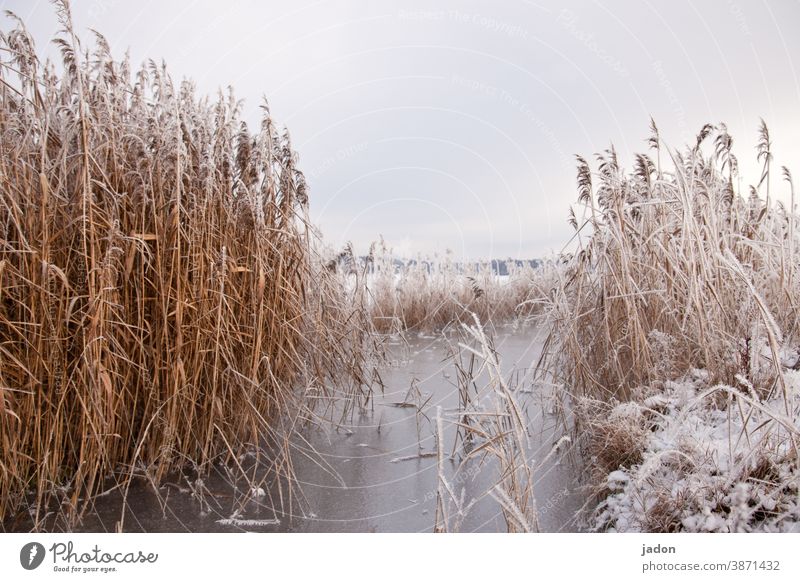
[0,2,377,528]
[535,121,800,530]
[352,239,544,334]
[537,120,798,401]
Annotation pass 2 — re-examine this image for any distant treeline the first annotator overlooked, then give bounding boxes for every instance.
[358,257,542,276]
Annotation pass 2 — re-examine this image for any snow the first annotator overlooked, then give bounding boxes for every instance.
[591,369,800,532]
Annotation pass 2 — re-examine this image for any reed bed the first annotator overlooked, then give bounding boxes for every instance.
[0,3,377,529]
[535,121,800,531]
[343,239,546,334]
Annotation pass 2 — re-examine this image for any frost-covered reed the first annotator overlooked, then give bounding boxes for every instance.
[535,121,800,531]
[0,2,378,528]
[331,239,548,334]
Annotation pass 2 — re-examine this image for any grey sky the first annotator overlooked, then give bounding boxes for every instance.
[4,0,800,259]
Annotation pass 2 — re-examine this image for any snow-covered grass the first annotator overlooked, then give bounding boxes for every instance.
[592,369,800,532]
[535,121,800,532]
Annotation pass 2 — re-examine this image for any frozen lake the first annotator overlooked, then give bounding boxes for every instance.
[10,325,584,533]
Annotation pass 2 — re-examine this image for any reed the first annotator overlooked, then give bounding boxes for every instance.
[0,2,377,528]
[455,316,539,532]
[538,121,799,401]
[430,316,542,532]
[341,238,545,334]
[535,121,800,531]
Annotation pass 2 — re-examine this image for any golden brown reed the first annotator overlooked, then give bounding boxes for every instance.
[0,2,377,528]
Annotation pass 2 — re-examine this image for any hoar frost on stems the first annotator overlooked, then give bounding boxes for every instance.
[0,2,380,529]
[536,121,800,531]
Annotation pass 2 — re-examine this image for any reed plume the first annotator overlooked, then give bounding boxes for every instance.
[0,2,377,528]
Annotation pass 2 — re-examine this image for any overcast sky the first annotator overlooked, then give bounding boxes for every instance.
[4,0,800,259]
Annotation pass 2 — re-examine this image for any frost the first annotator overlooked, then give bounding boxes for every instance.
[592,370,800,533]
[606,470,630,491]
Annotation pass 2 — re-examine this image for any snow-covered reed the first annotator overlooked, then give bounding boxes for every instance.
[535,121,800,531]
[433,315,540,532]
